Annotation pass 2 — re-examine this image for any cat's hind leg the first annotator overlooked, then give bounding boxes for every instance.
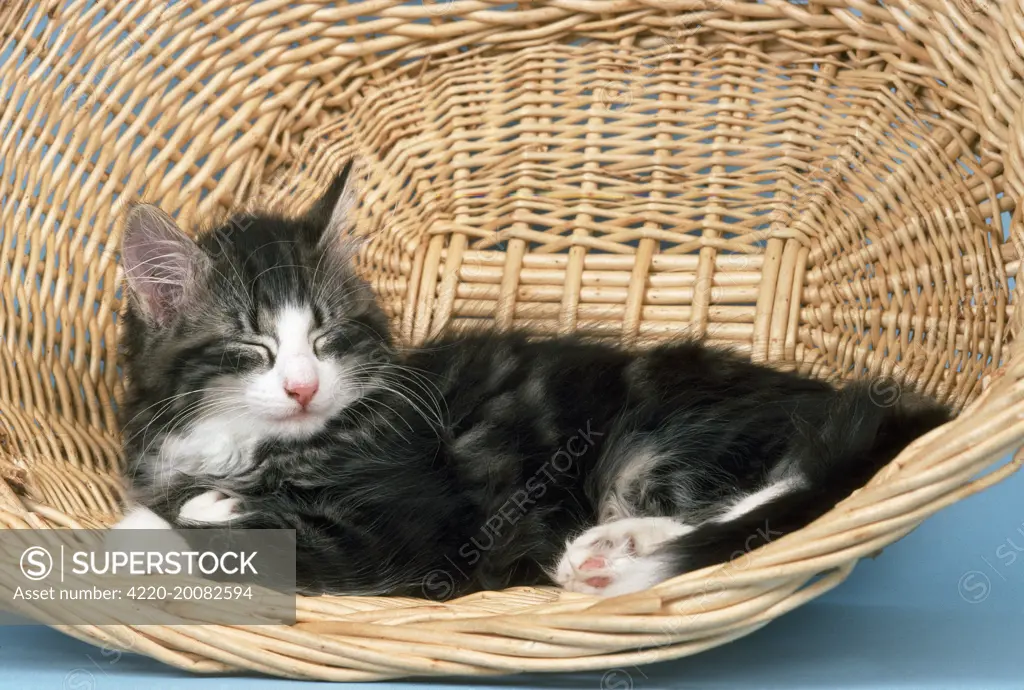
[553,517,694,597]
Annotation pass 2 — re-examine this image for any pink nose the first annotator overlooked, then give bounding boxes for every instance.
[284,380,318,408]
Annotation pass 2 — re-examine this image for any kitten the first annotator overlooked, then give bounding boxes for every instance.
[114,164,951,598]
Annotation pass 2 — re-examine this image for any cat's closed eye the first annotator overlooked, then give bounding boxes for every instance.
[312,333,330,358]
[229,340,275,367]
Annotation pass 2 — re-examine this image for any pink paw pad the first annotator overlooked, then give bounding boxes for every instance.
[579,555,612,588]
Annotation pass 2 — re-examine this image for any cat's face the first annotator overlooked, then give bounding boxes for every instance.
[119,166,393,442]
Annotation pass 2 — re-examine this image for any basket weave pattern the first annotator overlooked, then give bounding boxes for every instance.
[1,0,1023,680]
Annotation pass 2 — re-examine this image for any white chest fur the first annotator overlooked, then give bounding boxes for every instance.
[159,417,258,478]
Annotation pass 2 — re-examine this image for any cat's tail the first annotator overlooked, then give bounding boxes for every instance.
[664,380,952,573]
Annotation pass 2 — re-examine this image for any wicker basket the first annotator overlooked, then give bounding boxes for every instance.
[1,0,1023,681]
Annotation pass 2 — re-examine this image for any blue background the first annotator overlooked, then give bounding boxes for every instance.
[2,454,1021,689]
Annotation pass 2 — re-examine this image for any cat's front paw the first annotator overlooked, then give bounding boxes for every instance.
[111,504,174,530]
[177,490,243,524]
[554,517,692,597]
[107,504,190,554]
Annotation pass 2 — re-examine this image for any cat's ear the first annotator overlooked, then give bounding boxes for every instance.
[121,203,207,325]
[305,160,356,240]
[304,160,368,264]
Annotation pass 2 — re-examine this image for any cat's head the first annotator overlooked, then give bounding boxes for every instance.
[119,163,393,441]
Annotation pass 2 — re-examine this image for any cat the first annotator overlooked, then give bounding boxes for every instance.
[113,163,951,598]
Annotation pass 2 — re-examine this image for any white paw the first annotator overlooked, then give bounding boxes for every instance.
[112,504,173,530]
[107,505,190,555]
[554,517,693,597]
[177,490,242,524]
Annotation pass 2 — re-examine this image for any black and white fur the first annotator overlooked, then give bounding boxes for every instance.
[114,165,951,598]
